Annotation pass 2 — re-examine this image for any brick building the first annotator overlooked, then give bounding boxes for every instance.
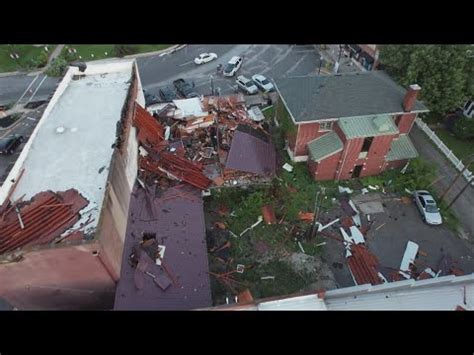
[0,60,145,309]
[274,71,429,181]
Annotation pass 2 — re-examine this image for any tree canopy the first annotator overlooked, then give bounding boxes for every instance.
[380,45,474,115]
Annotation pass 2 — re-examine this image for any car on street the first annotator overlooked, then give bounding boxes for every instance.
[0,134,24,155]
[223,56,243,77]
[251,74,274,92]
[194,52,218,65]
[173,78,199,98]
[159,86,177,102]
[413,190,443,225]
[235,75,258,95]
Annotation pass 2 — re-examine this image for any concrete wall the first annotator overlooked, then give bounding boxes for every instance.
[0,242,116,310]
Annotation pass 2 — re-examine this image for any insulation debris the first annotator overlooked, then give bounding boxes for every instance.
[338,186,353,194]
[282,163,294,172]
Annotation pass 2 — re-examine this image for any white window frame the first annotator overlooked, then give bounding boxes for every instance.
[319,121,333,131]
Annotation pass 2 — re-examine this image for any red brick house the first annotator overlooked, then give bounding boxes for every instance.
[274,71,429,181]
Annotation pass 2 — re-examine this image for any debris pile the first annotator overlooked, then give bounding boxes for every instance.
[139,95,276,191]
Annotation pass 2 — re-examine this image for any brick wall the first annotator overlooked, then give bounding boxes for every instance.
[395,113,417,134]
[309,151,343,181]
[294,122,327,156]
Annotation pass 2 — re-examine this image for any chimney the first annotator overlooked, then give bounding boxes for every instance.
[403,84,421,112]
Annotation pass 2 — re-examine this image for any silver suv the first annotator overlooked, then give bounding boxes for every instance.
[223,56,243,77]
[236,75,258,95]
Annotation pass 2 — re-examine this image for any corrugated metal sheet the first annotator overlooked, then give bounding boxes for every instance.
[338,114,399,139]
[225,125,276,176]
[307,131,343,162]
[325,274,474,310]
[257,294,327,310]
[386,134,418,161]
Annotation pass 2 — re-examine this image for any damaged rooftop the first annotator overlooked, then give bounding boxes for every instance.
[0,60,136,237]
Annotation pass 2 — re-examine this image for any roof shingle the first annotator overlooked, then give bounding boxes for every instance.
[338,114,399,139]
[274,71,429,122]
[386,134,418,161]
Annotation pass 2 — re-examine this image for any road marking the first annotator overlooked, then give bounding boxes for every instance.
[15,75,39,106]
[179,60,195,67]
[26,75,48,104]
[26,117,36,121]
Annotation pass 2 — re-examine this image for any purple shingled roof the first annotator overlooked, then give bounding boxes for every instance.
[225,126,276,176]
[114,184,212,310]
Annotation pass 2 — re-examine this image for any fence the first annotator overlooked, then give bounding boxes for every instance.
[415,117,473,185]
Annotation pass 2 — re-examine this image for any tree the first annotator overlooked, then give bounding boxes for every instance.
[380,45,474,116]
[45,57,68,77]
[113,45,137,57]
[453,117,474,140]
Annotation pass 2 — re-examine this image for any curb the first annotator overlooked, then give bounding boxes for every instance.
[124,44,187,59]
[0,71,22,78]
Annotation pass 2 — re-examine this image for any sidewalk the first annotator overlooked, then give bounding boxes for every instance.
[410,125,474,241]
[316,45,363,74]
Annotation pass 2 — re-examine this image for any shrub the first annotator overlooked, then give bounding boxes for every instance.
[45,57,68,77]
[453,117,474,140]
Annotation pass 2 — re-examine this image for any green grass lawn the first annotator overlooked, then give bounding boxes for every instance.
[61,44,173,62]
[0,45,50,73]
[433,127,474,162]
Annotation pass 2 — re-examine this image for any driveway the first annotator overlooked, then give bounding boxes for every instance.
[410,125,474,240]
[320,192,474,289]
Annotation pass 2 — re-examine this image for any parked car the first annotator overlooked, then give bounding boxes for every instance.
[173,78,199,98]
[223,56,243,77]
[0,134,24,155]
[413,190,443,225]
[144,91,161,106]
[194,52,218,65]
[251,74,274,92]
[159,86,177,102]
[236,75,258,95]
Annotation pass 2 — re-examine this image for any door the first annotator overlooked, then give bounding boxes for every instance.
[352,165,363,178]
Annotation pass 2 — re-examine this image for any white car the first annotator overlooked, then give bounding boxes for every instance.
[223,56,243,77]
[194,53,218,65]
[236,75,258,95]
[413,190,443,225]
[252,74,274,92]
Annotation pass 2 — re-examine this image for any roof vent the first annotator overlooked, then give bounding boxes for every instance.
[372,116,390,132]
[56,126,66,134]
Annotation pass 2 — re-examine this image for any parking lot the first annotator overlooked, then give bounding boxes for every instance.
[321,192,474,288]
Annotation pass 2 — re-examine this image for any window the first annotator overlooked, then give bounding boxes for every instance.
[418,196,426,208]
[319,121,333,131]
[361,136,373,153]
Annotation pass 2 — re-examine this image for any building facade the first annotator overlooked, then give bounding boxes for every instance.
[274,71,428,181]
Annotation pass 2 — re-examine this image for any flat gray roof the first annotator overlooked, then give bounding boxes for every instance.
[1,60,135,235]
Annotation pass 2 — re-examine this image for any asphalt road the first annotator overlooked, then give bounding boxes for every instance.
[0,73,58,106]
[0,105,46,185]
[0,45,325,106]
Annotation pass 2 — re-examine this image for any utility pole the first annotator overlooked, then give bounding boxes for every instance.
[447,176,473,209]
[440,154,474,202]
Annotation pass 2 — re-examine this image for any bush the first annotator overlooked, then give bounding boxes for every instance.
[113,45,137,58]
[45,57,68,77]
[36,50,49,68]
[453,117,474,140]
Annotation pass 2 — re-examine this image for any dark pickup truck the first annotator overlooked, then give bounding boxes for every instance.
[173,78,199,98]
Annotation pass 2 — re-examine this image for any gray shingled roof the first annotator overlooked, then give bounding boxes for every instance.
[386,134,418,161]
[308,132,343,162]
[339,114,399,138]
[274,71,429,122]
